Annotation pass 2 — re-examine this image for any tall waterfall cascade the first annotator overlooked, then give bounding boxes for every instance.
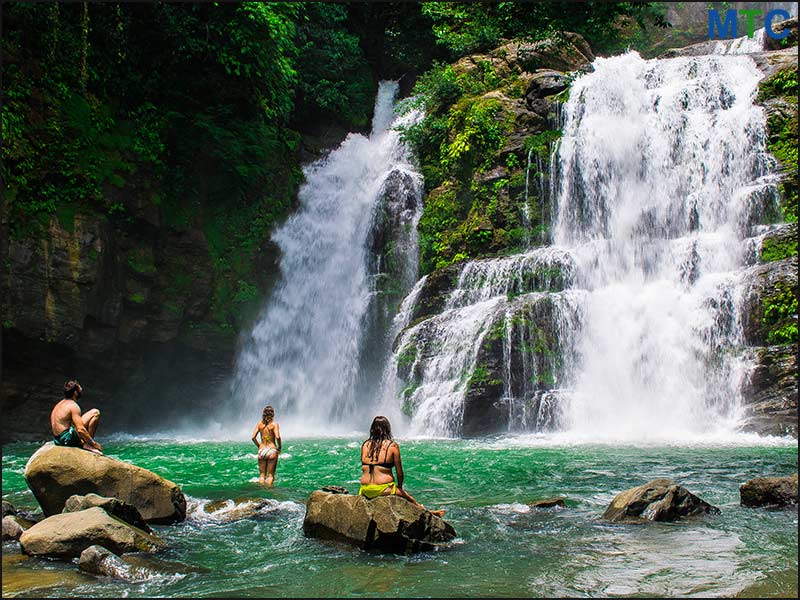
[386,48,782,439]
[231,81,423,435]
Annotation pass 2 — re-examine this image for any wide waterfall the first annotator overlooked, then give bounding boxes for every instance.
[231,81,423,435]
[553,51,776,440]
[386,49,780,439]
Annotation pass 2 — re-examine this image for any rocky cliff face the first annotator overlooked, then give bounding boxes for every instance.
[1,206,280,440]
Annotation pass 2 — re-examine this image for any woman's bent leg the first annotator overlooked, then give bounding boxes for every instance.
[395,486,446,516]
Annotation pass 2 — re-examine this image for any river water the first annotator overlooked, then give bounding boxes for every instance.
[2,437,796,597]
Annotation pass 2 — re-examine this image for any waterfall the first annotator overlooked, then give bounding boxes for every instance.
[553,51,777,439]
[231,81,423,435]
[386,49,780,440]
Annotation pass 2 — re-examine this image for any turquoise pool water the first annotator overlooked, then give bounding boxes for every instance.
[2,436,797,597]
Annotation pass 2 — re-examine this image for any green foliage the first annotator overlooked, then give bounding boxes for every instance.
[524,131,563,160]
[294,3,374,128]
[468,365,489,389]
[760,66,798,224]
[762,282,799,344]
[127,248,157,276]
[761,236,798,262]
[397,344,418,369]
[758,67,799,102]
[421,2,668,57]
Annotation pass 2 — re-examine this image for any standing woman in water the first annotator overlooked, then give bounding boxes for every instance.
[251,405,281,486]
[359,416,445,517]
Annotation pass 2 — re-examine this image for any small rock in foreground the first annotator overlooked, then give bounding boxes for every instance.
[2,516,24,541]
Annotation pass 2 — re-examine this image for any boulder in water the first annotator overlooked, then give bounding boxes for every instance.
[24,443,186,523]
[602,479,721,523]
[64,493,152,533]
[19,506,165,559]
[302,490,456,554]
[2,500,16,517]
[740,473,798,508]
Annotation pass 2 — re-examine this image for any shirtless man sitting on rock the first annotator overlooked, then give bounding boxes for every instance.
[50,380,103,455]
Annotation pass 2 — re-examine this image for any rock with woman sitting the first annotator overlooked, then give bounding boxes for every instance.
[303,415,454,553]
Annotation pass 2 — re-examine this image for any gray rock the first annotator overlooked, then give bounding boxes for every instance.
[602,479,720,523]
[2,516,24,540]
[79,546,211,581]
[78,545,131,579]
[763,17,798,51]
[24,443,186,523]
[740,473,798,508]
[303,490,456,554]
[19,506,165,559]
[64,493,152,533]
[740,344,798,438]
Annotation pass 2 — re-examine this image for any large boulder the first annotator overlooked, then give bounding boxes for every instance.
[302,490,456,554]
[740,473,798,508]
[24,443,186,523]
[19,506,165,559]
[602,479,721,523]
[64,493,152,533]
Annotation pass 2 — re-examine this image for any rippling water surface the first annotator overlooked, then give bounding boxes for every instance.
[2,437,797,597]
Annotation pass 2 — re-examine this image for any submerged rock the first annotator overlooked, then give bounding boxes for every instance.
[64,493,152,533]
[302,490,456,554]
[78,545,131,578]
[529,497,566,509]
[740,473,798,508]
[24,443,186,523]
[19,506,166,559]
[202,497,272,522]
[602,479,720,523]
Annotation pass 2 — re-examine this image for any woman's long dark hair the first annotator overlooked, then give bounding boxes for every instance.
[262,405,274,425]
[366,416,393,461]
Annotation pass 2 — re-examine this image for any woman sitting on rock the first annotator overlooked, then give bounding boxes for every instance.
[359,416,445,517]
[251,405,281,486]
